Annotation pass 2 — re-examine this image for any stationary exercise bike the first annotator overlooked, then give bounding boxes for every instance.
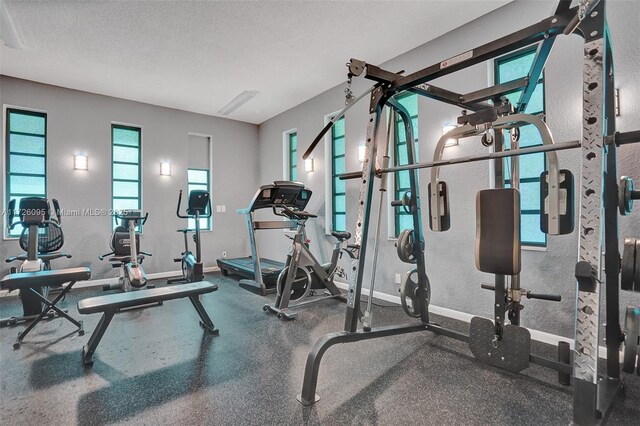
[1,197,72,326]
[264,204,350,320]
[99,210,152,292]
[168,190,211,284]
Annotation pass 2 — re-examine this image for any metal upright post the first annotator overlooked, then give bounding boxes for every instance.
[344,88,385,332]
[572,2,617,424]
[493,125,509,335]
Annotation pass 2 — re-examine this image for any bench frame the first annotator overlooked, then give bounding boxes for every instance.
[81,288,219,366]
[13,282,84,348]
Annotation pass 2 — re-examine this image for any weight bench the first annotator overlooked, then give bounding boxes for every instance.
[77,281,219,366]
[0,267,91,348]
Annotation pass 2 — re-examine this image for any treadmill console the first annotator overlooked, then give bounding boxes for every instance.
[249,181,312,212]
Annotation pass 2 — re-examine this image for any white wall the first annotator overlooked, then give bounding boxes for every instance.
[0,76,260,280]
[257,0,640,337]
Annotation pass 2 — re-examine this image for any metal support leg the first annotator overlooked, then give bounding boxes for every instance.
[189,295,219,335]
[83,311,115,366]
[14,283,83,349]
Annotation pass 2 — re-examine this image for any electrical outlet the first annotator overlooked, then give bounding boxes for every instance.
[395,273,401,284]
[222,251,227,259]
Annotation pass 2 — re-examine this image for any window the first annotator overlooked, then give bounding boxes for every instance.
[5,108,47,238]
[394,94,419,237]
[331,117,346,232]
[187,133,212,230]
[288,132,297,181]
[187,169,211,230]
[495,46,546,246]
[111,124,141,230]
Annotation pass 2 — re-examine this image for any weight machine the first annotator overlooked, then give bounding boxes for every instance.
[297,1,640,424]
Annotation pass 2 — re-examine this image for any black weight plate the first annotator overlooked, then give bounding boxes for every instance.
[622,238,636,291]
[622,306,640,373]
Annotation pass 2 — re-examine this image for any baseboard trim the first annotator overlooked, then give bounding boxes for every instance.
[0,266,220,296]
[334,281,612,359]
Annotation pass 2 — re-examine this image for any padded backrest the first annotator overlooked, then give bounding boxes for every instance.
[110,226,140,256]
[475,188,521,276]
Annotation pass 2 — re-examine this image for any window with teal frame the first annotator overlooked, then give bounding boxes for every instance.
[495,46,546,246]
[5,109,47,237]
[394,94,419,237]
[111,124,142,230]
[289,132,297,181]
[331,117,346,232]
[188,168,211,230]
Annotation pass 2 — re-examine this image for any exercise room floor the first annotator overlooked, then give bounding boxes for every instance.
[1,273,639,425]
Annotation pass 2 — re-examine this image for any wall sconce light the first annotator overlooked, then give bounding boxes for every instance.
[160,161,172,176]
[74,154,88,170]
[305,157,314,173]
[442,124,458,147]
[358,144,366,163]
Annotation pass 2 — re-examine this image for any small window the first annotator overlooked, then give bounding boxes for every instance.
[111,124,142,230]
[331,117,346,232]
[394,94,419,237]
[288,132,297,181]
[495,46,546,247]
[5,108,47,237]
[187,134,212,230]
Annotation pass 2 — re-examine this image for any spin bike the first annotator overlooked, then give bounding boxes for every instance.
[264,204,350,320]
[1,197,72,326]
[99,210,152,291]
[168,189,211,284]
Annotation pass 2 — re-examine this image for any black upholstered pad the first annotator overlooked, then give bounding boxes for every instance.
[77,281,218,314]
[331,231,351,240]
[475,189,521,276]
[0,267,91,290]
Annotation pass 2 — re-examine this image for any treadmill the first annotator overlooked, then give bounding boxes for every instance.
[217,181,312,295]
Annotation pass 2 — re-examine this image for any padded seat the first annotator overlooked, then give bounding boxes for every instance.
[108,254,144,264]
[1,267,91,290]
[78,281,217,315]
[331,231,351,241]
[77,281,219,365]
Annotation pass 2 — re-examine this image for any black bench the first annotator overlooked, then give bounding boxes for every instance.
[77,281,219,365]
[0,267,91,348]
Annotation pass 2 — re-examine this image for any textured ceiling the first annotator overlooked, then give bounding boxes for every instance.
[0,1,510,124]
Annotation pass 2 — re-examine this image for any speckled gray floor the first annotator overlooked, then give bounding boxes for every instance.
[0,273,638,425]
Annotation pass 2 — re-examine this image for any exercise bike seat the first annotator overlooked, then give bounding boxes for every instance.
[108,254,145,264]
[331,231,351,241]
[5,252,72,263]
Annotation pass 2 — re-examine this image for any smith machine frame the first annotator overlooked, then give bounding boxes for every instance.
[298,1,640,424]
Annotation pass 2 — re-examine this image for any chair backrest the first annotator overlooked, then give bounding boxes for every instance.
[475,188,521,276]
[19,223,64,254]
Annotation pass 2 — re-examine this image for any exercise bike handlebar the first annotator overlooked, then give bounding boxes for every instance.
[114,211,148,224]
[277,205,318,220]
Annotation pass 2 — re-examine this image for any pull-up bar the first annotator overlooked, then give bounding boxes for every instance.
[337,139,581,180]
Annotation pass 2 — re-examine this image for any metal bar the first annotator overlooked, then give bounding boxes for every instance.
[380,140,580,174]
[388,8,576,93]
[344,103,383,332]
[530,353,573,374]
[462,77,528,104]
[408,84,488,112]
[602,26,620,379]
[189,295,219,335]
[301,85,376,160]
[516,37,555,113]
[615,130,640,145]
[83,311,115,365]
[388,98,429,324]
[573,4,606,421]
[298,323,430,405]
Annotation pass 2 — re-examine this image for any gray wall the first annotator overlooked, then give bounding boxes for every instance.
[257,0,640,338]
[0,76,259,280]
